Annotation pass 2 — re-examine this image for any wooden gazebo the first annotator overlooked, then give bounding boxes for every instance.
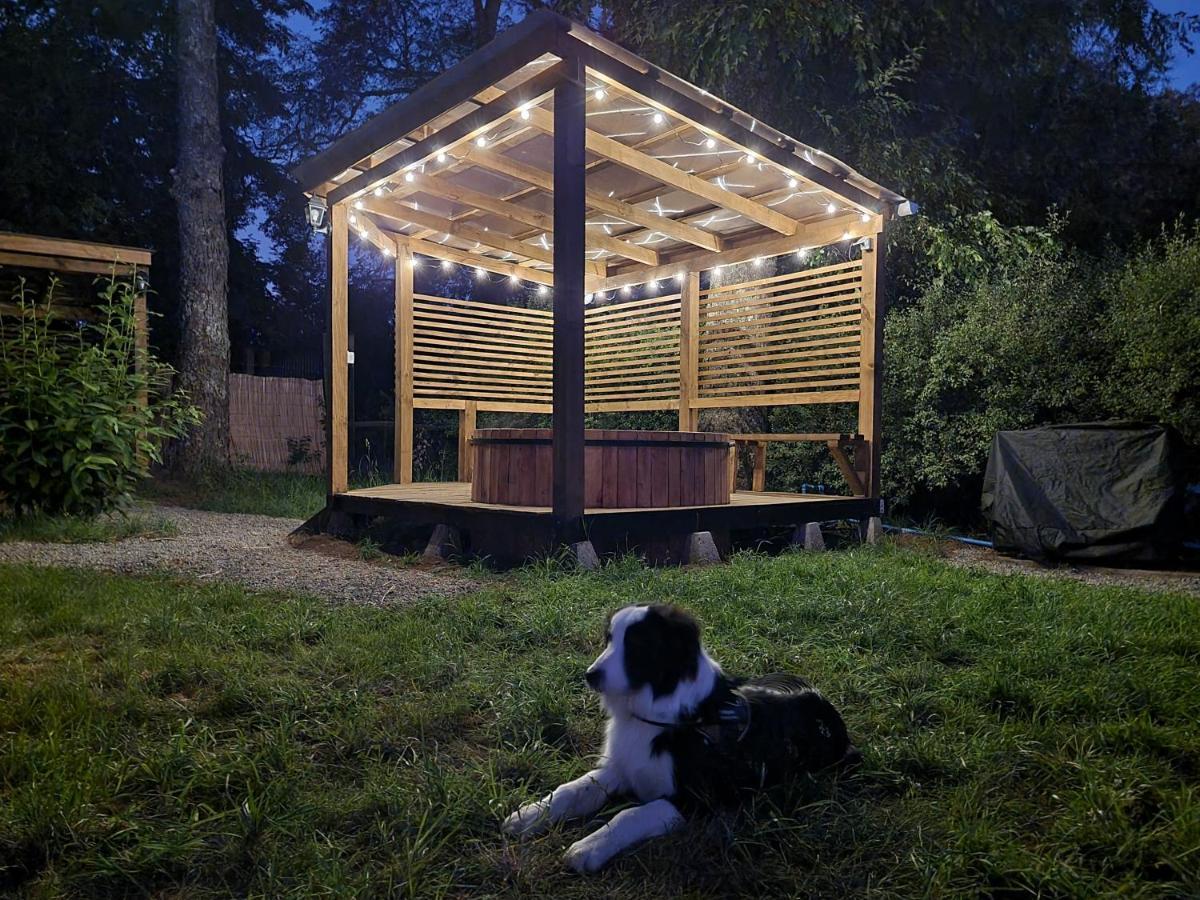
[292,11,912,563]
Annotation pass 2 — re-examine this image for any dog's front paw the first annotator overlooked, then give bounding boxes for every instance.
[564,833,611,873]
[502,799,550,837]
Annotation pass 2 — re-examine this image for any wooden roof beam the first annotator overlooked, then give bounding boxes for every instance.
[328,63,565,207]
[451,144,723,252]
[523,106,799,235]
[409,175,659,266]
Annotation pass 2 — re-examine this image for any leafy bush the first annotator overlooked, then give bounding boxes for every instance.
[0,277,199,516]
[1103,221,1200,446]
[883,214,1109,517]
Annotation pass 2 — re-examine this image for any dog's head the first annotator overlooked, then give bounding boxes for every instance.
[585,605,703,699]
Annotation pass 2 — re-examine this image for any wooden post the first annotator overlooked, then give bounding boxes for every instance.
[394,242,414,484]
[551,58,586,542]
[752,441,767,491]
[857,216,890,499]
[678,271,700,431]
[458,400,477,482]
[133,285,149,408]
[328,201,349,495]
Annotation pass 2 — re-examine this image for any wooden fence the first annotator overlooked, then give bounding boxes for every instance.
[228,373,325,473]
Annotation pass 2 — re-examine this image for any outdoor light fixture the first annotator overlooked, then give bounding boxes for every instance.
[306,196,328,234]
[476,135,488,147]
[705,137,716,149]
[652,112,664,125]
[594,88,606,100]
[861,212,871,222]
[436,150,447,163]
[441,259,451,271]
[788,177,798,188]
[826,202,837,215]
[374,186,385,196]
[475,266,485,278]
[537,284,548,296]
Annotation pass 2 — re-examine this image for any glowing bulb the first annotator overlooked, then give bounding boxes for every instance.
[744,152,756,164]
[440,259,451,271]
[383,246,393,256]
[841,230,852,241]
[753,257,764,267]
[788,178,798,189]
[620,285,631,296]
[826,202,837,215]
[861,212,871,222]
[652,112,664,125]
[675,272,684,283]
[705,137,716,149]
[796,248,810,260]
[436,151,446,163]
[509,274,519,285]
[475,267,485,278]
[353,200,363,210]
[537,284,548,296]
[349,214,357,225]
[374,186,384,196]
[358,229,367,239]
[411,258,420,269]
[585,292,594,304]
[593,88,606,100]
[714,265,724,276]
[520,107,530,120]
[475,135,488,147]
[404,171,415,183]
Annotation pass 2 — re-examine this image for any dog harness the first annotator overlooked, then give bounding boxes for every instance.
[632,694,752,745]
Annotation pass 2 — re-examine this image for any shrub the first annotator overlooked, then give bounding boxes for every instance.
[0,276,200,516]
[883,214,1109,517]
[1103,221,1200,446]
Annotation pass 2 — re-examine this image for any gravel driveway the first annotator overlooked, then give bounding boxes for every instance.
[0,505,475,606]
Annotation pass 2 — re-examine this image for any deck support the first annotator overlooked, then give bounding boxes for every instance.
[457,400,477,482]
[423,523,462,560]
[686,531,721,565]
[551,56,587,544]
[327,202,349,495]
[394,243,415,484]
[794,522,825,551]
[569,540,600,570]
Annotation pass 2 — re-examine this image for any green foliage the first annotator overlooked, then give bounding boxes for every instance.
[141,468,326,520]
[0,510,176,544]
[1,554,1197,895]
[883,215,1110,514]
[1103,221,1200,446]
[0,278,199,517]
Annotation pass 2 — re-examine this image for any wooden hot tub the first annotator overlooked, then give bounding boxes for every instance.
[471,428,733,508]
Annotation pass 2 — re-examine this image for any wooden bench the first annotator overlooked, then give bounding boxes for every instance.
[727,433,867,496]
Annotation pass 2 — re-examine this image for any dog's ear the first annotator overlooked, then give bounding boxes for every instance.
[624,605,701,697]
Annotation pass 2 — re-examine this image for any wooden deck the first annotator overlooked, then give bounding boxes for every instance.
[322,481,879,563]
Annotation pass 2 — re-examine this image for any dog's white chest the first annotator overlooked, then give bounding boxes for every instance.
[603,719,675,802]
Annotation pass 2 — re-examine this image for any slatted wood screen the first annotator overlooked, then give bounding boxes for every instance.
[412,294,553,407]
[410,263,861,414]
[584,292,681,412]
[695,260,863,407]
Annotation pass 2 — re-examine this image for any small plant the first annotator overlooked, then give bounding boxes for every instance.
[286,436,318,468]
[357,536,384,560]
[0,276,200,517]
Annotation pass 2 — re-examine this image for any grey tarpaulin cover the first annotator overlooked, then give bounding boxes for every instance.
[981,422,1185,561]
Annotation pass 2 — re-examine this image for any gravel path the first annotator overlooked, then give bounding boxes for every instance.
[0,505,475,606]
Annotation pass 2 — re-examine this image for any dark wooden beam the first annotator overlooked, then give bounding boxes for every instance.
[328,63,566,207]
[291,11,563,192]
[551,56,587,542]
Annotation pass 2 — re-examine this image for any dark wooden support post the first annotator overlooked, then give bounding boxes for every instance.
[552,57,586,543]
[856,212,892,501]
[458,400,477,482]
[328,201,349,495]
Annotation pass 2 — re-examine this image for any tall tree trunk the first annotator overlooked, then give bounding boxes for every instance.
[171,0,230,473]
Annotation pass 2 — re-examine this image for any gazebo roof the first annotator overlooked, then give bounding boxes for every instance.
[292,11,910,291]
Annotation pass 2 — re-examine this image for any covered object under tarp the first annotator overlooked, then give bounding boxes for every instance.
[981,422,1186,561]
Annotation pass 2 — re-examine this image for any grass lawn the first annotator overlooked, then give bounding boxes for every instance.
[140,468,329,520]
[1,548,1198,897]
[0,511,177,544]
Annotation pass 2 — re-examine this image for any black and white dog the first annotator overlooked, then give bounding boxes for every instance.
[503,604,856,872]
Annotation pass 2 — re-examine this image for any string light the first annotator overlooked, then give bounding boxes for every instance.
[841,230,852,241]
[509,273,519,284]
[585,292,594,304]
[652,112,664,125]
[593,88,606,100]
[675,272,685,283]
[744,152,756,164]
[788,178,798,189]
[404,171,415,183]
[440,259,452,271]
[374,186,385,197]
[436,151,447,163]
[826,202,837,215]
[796,248,810,260]
[475,135,488,147]
[357,228,367,239]
[519,105,531,120]
[713,265,724,276]
[349,214,357,225]
[537,284,548,296]
[705,137,716,149]
[353,200,364,210]
[753,257,764,267]
[621,285,631,296]
[475,266,485,278]
[383,246,393,256]
[860,212,871,222]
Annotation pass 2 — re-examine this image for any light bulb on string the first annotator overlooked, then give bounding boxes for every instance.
[440,259,451,271]
[436,150,447,163]
[593,88,606,100]
[788,178,798,189]
[537,284,548,296]
[475,267,485,279]
[860,212,871,222]
[353,200,363,210]
[475,135,488,147]
[404,171,415,183]
[620,285,631,296]
[705,137,716,149]
[652,112,664,125]
[374,186,385,197]
[826,202,837,215]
